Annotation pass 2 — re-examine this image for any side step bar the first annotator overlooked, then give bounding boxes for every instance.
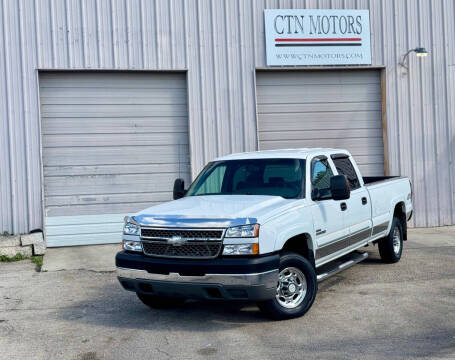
[317,252,368,282]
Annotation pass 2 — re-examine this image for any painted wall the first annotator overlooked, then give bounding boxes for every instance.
[0,0,454,233]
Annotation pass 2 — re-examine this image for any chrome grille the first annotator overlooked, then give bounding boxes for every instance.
[141,228,223,240]
[140,227,224,259]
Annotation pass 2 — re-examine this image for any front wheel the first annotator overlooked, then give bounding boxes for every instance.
[136,293,186,308]
[257,252,317,320]
[378,216,403,263]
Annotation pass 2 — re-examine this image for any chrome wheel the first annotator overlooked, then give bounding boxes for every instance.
[276,267,307,309]
[392,226,401,255]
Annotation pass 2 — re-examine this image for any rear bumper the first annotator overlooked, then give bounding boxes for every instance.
[116,251,279,301]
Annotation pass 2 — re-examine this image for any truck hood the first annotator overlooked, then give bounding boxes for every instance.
[132,195,296,228]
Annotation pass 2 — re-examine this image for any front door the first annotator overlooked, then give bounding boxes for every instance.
[309,156,349,261]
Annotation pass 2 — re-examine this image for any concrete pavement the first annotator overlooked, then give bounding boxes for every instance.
[42,243,119,272]
[1,227,454,360]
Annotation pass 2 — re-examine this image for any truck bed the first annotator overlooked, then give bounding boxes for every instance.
[363,176,400,185]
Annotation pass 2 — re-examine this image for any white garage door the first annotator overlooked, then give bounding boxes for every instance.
[40,72,190,246]
[256,70,384,176]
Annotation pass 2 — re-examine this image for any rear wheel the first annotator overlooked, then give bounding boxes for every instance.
[378,216,403,263]
[136,293,186,308]
[257,252,317,320]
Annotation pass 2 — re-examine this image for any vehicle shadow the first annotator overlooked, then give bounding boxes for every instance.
[354,247,383,264]
[57,280,271,332]
[57,249,389,331]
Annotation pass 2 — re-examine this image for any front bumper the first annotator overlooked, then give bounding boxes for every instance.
[116,251,279,301]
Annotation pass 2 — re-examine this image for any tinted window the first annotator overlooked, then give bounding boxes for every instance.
[332,157,361,190]
[186,158,305,199]
[311,158,334,200]
[193,164,227,195]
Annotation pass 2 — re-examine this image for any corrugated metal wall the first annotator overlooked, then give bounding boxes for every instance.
[0,0,454,233]
[256,70,384,176]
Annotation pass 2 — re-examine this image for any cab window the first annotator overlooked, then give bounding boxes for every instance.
[332,156,361,190]
[311,157,334,200]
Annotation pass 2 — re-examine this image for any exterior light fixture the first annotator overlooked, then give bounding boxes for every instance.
[399,47,428,69]
[415,47,428,57]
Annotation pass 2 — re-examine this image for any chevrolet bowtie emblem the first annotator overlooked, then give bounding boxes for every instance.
[168,235,185,246]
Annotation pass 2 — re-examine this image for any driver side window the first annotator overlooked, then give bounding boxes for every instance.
[311,158,334,200]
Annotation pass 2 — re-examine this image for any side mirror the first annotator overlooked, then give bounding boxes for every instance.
[173,178,186,200]
[311,188,320,201]
[330,175,350,200]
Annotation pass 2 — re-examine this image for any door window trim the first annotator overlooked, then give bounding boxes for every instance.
[309,155,336,201]
[330,154,363,191]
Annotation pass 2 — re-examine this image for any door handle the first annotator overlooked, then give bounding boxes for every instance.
[340,202,347,211]
[362,197,368,205]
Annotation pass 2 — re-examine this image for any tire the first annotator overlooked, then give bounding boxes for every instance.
[136,293,186,308]
[257,252,317,320]
[378,217,403,263]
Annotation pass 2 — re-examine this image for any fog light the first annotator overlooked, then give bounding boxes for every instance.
[122,240,142,252]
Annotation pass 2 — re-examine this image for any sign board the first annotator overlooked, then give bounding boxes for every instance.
[264,9,371,66]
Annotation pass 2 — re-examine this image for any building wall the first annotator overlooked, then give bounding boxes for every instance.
[0,0,454,233]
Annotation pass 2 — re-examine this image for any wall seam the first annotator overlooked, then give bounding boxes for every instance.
[80,0,86,67]
[2,0,16,232]
[18,0,30,232]
[237,0,247,150]
[429,1,441,225]
[94,0,101,67]
[440,0,453,224]
[209,0,219,157]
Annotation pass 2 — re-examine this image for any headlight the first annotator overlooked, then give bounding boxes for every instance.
[122,240,142,252]
[123,218,140,236]
[225,224,259,238]
[223,243,259,255]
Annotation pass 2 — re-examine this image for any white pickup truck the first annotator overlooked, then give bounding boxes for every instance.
[116,148,413,320]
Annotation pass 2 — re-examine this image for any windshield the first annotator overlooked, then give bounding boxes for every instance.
[186,158,305,199]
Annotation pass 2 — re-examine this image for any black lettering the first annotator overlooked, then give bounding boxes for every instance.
[294,15,304,33]
[330,16,338,34]
[339,16,347,34]
[309,15,319,35]
[347,16,355,34]
[274,15,284,34]
[321,16,330,34]
[286,15,292,34]
[356,15,362,34]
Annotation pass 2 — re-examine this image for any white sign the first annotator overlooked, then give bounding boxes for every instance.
[264,9,371,66]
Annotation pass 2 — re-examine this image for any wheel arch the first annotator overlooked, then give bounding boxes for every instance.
[281,233,315,268]
[393,201,407,240]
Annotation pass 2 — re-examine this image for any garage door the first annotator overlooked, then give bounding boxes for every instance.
[256,70,384,176]
[40,72,190,246]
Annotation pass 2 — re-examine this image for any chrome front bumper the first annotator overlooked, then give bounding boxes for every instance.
[117,267,278,287]
[116,251,279,300]
[117,267,278,300]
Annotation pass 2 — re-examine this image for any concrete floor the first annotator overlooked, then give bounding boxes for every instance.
[42,243,119,272]
[1,227,454,360]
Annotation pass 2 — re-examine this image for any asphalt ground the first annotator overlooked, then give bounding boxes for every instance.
[1,227,454,360]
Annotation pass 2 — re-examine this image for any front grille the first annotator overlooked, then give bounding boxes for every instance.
[140,227,224,259]
[141,228,223,240]
[142,241,222,258]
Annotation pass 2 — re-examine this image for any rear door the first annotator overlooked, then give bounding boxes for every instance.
[308,156,349,261]
[331,154,372,242]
